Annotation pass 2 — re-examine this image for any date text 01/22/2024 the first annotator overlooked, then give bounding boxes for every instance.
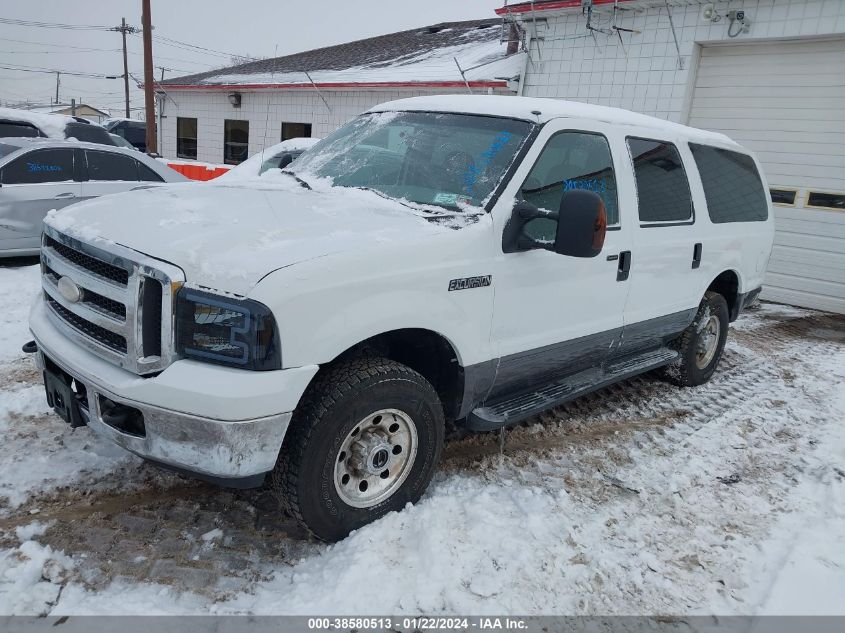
[307,617,529,630]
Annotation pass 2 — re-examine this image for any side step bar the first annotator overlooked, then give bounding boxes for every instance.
[466,347,678,431]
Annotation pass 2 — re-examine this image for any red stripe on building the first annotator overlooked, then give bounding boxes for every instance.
[155,81,510,91]
[495,0,634,15]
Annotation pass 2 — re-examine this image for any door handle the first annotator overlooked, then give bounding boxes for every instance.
[617,251,631,282]
[692,242,703,269]
[54,192,75,199]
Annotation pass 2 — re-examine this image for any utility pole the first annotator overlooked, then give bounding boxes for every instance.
[120,18,131,118]
[111,18,139,119]
[54,72,60,104]
[141,0,157,153]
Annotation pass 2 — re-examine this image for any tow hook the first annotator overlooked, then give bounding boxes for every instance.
[22,340,38,354]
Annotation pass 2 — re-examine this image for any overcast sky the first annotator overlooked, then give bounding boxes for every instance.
[0,0,504,116]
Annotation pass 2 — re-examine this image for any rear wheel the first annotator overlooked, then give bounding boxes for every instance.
[662,291,729,387]
[271,356,444,541]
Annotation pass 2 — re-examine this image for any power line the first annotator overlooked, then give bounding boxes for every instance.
[0,17,112,31]
[130,31,255,60]
[0,35,117,51]
[0,63,122,79]
[0,35,211,68]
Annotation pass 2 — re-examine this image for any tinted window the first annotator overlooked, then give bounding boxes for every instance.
[519,131,618,241]
[65,122,115,146]
[690,144,768,223]
[120,123,146,145]
[628,138,693,223]
[0,122,42,138]
[224,119,249,165]
[0,148,74,184]
[86,150,138,181]
[177,117,197,159]
[137,160,164,182]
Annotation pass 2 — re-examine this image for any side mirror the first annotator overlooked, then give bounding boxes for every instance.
[503,190,607,257]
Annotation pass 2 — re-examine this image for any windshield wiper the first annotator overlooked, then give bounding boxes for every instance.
[352,186,458,215]
[280,170,311,190]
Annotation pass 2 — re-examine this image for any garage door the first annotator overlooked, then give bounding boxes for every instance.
[688,38,845,314]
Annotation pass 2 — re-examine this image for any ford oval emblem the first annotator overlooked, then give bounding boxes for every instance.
[57,276,82,303]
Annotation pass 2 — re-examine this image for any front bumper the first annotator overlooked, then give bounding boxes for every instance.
[30,298,319,484]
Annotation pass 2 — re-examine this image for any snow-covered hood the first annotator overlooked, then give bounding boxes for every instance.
[46,180,467,296]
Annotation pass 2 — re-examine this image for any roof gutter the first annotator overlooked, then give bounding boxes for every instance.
[152,80,510,91]
[495,0,636,15]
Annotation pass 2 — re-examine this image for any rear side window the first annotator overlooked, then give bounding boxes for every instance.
[86,150,138,181]
[627,138,693,224]
[136,160,164,182]
[0,148,74,184]
[689,144,768,223]
[520,131,619,229]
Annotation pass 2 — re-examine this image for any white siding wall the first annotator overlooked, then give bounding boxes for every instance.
[518,0,845,312]
[519,0,845,122]
[158,87,510,164]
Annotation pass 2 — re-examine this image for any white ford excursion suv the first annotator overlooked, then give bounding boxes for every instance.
[28,96,774,541]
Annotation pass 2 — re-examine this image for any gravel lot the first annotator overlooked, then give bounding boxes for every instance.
[1,259,843,615]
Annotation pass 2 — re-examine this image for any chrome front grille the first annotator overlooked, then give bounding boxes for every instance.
[40,226,184,375]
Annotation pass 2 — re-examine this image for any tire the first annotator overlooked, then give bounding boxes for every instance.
[661,291,729,387]
[270,356,445,542]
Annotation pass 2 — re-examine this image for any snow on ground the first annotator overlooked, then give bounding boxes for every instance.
[0,260,843,616]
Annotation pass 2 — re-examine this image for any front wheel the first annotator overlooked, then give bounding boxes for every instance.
[662,291,729,387]
[271,356,444,541]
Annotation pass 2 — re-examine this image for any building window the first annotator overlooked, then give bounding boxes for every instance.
[627,137,693,224]
[281,122,312,141]
[807,191,845,210]
[770,188,797,206]
[176,117,197,159]
[224,119,249,164]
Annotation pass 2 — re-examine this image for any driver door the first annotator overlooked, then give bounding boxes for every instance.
[488,119,634,398]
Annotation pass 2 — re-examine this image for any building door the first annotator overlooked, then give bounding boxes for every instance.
[688,38,845,313]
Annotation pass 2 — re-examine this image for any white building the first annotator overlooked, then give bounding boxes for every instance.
[500,0,845,313]
[156,19,523,166]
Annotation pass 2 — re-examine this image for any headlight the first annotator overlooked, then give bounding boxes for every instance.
[175,288,281,370]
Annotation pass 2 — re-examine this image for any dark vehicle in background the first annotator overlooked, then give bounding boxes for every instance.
[103,119,147,152]
[0,109,116,147]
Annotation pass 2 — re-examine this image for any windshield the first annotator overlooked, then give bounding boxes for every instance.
[291,111,533,210]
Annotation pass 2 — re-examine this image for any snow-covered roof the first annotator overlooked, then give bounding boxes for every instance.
[0,106,71,139]
[160,19,524,90]
[369,95,741,147]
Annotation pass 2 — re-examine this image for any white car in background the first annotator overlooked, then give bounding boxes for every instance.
[0,137,186,257]
[215,137,320,181]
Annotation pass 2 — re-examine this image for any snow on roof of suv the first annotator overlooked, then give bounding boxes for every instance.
[369,95,738,147]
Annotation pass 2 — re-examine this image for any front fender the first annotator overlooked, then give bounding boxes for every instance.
[248,227,496,369]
